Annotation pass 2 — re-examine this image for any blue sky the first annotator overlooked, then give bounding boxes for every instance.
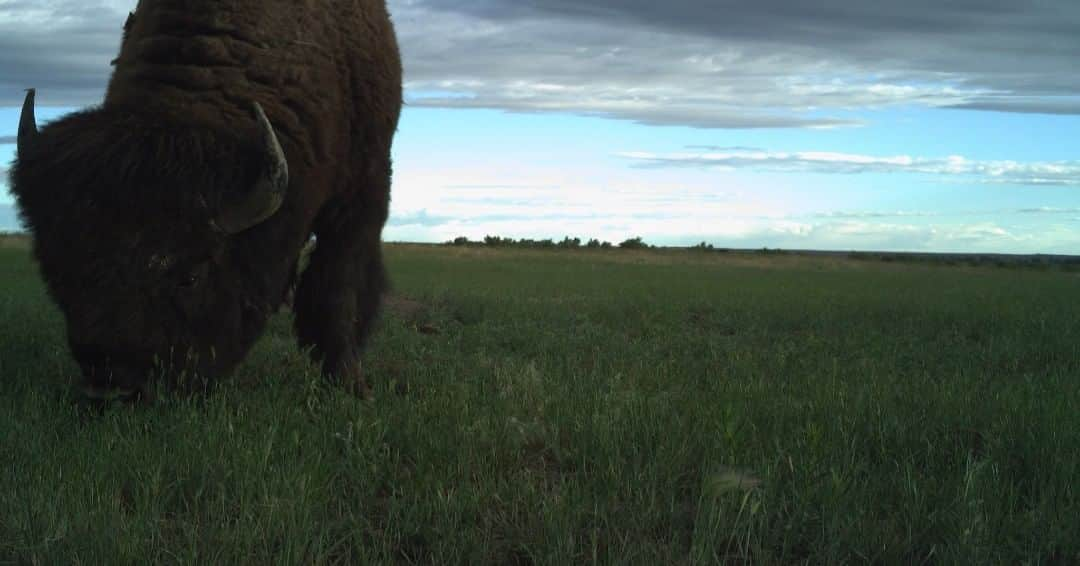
[2,0,1079,253]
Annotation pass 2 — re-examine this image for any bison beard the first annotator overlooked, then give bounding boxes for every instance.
[8,0,403,400]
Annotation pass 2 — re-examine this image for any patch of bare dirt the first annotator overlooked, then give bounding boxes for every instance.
[382,294,442,336]
[382,294,427,320]
[0,233,31,250]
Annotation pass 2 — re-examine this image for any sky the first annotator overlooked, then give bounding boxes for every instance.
[2,0,1079,253]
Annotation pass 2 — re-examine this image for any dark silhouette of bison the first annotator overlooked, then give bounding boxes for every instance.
[9,0,402,400]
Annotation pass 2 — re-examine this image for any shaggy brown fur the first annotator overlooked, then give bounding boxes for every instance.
[9,0,402,398]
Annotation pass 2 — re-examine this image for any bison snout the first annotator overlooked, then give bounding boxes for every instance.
[72,348,153,400]
[78,381,147,402]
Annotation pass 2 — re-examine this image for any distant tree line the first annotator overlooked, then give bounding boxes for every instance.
[441,236,742,253]
[445,235,661,250]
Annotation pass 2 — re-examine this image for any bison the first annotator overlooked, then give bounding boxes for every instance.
[9,0,402,400]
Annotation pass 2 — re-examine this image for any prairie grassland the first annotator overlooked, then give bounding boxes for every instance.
[1,243,1078,564]
[0,233,31,250]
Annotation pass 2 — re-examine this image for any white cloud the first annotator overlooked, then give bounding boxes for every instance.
[381,160,1080,253]
[0,0,128,105]
[619,150,1080,186]
[1017,207,1080,214]
[813,210,938,219]
[3,0,1077,128]
[784,220,1044,252]
[388,4,962,129]
[384,209,1080,254]
[389,0,1080,128]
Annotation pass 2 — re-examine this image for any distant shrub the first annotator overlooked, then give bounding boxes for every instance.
[445,235,642,251]
[691,241,714,251]
[558,237,581,249]
[484,235,516,247]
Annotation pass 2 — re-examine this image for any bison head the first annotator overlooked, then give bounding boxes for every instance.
[11,89,290,400]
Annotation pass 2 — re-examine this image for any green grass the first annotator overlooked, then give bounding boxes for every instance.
[2,243,1079,564]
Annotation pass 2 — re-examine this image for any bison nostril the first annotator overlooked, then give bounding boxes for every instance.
[78,383,139,401]
[72,348,151,398]
[77,380,155,404]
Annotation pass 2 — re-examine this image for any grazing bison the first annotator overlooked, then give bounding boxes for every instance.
[9,0,402,400]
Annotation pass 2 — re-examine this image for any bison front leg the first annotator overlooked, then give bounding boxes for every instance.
[293,219,387,399]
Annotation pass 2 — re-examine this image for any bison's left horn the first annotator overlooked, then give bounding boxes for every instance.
[17,88,38,153]
[213,102,289,234]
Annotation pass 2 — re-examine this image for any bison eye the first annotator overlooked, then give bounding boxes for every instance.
[149,253,175,271]
[178,269,203,289]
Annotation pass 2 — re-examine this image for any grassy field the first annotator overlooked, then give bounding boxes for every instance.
[2,242,1079,564]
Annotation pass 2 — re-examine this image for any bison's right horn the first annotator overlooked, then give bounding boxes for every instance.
[212,102,289,234]
[17,88,38,153]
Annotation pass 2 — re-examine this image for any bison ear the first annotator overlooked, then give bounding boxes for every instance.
[17,88,38,154]
[211,102,289,235]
